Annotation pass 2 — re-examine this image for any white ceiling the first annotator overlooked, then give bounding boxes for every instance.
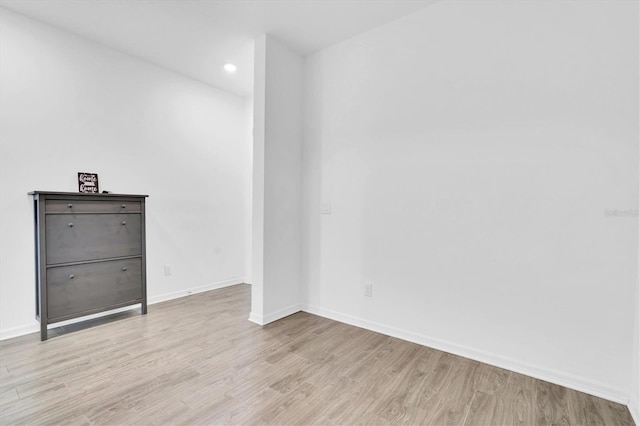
[0,0,434,97]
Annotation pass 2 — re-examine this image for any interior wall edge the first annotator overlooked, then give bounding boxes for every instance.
[249,303,303,326]
[301,303,630,406]
[630,400,639,425]
[248,312,264,326]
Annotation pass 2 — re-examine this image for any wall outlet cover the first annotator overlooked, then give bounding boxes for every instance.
[364,281,373,297]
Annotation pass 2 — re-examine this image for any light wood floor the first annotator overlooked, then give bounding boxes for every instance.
[0,284,634,425]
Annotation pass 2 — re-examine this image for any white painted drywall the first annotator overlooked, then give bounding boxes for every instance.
[633,146,640,422]
[302,0,638,402]
[251,34,303,324]
[251,35,267,323]
[633,276,639,423]
[0,8,251,339]
[244,96,254,285]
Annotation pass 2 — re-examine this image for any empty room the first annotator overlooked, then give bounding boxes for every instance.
[0,0,638,425]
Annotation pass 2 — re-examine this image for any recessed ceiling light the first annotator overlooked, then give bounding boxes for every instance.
[224,63,237,73]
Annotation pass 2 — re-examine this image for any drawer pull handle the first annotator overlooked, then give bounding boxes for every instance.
[121,221,127,226]
[122,266,127,271]
[67,203,73,208]
[69,274,75,279]
[68,223,74,227]
[121,204,126,208]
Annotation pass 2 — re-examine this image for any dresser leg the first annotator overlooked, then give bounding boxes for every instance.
[40,321,48,341]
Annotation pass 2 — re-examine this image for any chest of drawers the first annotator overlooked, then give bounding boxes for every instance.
[30,191,148,340]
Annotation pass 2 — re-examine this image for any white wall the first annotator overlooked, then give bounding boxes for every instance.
[302,0,638,403]
[0,8,251,339]
[633,272,639,423]
[251,34,303,325]
[244,97,254,284]
[251,36,267,322]
[633,147,640,421]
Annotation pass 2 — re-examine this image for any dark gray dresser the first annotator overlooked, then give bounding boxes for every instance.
[30,191,148,340]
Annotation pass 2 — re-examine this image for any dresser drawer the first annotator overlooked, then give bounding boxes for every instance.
[46,200,141,213]
[47,258,142,320]
[45,214,141,264]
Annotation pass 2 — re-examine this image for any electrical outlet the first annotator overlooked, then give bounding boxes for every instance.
[164,264,172,276]
[364,281,373,297]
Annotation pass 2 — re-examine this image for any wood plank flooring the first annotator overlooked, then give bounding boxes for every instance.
[0,284,634,425]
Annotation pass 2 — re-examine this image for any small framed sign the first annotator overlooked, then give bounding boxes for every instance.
[78,172,99,193]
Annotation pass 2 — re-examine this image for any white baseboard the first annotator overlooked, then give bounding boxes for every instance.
[248,312,265,326]
[148,277,245,305]
[629,400,639,425]
[248,304,302,326]
[0,323,39,341]
[0,278,247,341]
[264,304,302,324]
[302,304,629,405]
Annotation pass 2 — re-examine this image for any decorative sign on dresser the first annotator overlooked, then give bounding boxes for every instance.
[77,172,99,193]
[29,191,148,340]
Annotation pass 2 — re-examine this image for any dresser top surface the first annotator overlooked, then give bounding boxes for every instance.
[29,191,148,198]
